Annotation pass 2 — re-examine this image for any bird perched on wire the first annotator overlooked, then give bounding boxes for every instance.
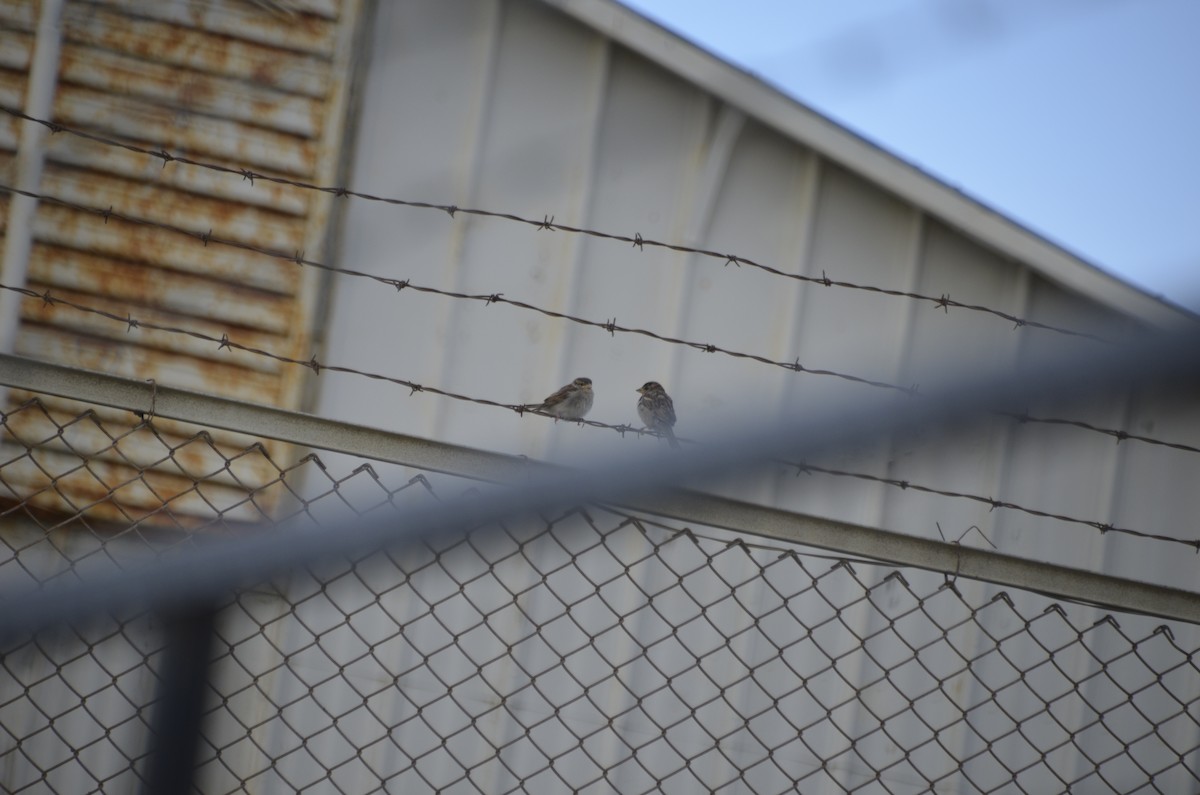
[525,377,594,420]
[636,381,679,448]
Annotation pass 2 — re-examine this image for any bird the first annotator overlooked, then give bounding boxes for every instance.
[526,377,594,420]
[636,381,679,448]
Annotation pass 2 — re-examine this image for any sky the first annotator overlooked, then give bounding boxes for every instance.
[620,0,1200,311]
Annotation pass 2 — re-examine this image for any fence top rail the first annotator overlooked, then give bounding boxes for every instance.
[3,333,1200,636]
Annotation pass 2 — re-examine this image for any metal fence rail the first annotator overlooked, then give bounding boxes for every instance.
[2,359,1200,793]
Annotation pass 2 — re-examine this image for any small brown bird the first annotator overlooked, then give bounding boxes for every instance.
[526,377,594,420]
[636,381,678,447]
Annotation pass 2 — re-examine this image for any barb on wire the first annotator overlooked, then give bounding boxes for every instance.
[2,105,1111,344]
[6,282,1197,553]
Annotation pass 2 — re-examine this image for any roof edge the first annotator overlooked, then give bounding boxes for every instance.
[539,0,1194,328]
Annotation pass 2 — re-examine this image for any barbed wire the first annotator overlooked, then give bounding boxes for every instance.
[789,460,1200,552]
[15,188,1200,466]
[5,281,1196,553]
[1005,410,1200,457]
[9,182,1199,463]
[0,106,1113,344]
[0,184,916,397]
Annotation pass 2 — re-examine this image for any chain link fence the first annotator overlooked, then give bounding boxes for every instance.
[3,389,1200,794]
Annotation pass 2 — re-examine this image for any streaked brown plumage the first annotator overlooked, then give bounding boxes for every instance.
[636,381,678,448]
[527,377,594,420]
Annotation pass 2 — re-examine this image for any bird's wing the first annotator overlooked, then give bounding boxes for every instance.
[539,383,574,408]
[660,394,677,426]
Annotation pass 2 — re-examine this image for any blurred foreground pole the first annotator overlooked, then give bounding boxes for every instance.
[142,604,218,795]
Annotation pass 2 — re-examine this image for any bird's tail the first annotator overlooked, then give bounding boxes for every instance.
[665,427,680,449]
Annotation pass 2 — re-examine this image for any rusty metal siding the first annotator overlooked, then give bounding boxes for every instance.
[0,0,365,523]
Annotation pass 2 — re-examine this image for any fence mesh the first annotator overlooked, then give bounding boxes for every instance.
[2,393,1199,794]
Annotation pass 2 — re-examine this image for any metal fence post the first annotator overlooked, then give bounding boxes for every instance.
[141,604,219,795]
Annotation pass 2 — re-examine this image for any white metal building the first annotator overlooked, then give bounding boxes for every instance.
[319,0,1197,580]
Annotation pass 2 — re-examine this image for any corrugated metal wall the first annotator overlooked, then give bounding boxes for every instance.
[314,0,1200,790]
[0,0,363,524]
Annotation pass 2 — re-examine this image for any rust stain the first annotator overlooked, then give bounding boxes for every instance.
[4,391,290,470]
[51,83,317,177]
[19,292,289,379]
[177,75,218,112]
[3,393,290,481]
[41,142,314,216]
[35,205,299,294]
[250,59,283,89]
[2,426,285,528]
[42,165,310,250]
[60,3,331,98]
[6,451,219,516]
[5,0,363,529]
[57,42,319,137]
[15,324,285,403]
[27,246,296,335]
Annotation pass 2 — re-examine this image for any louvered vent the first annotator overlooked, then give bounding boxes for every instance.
[1,0,364,526]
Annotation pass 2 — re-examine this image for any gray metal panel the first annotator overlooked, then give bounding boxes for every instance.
[773,162,920,528]
[881,221,1027,542]
[993,277,1138,574]
[670,121,812,503]
[433,0,609,456]
[316,0,501,441]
